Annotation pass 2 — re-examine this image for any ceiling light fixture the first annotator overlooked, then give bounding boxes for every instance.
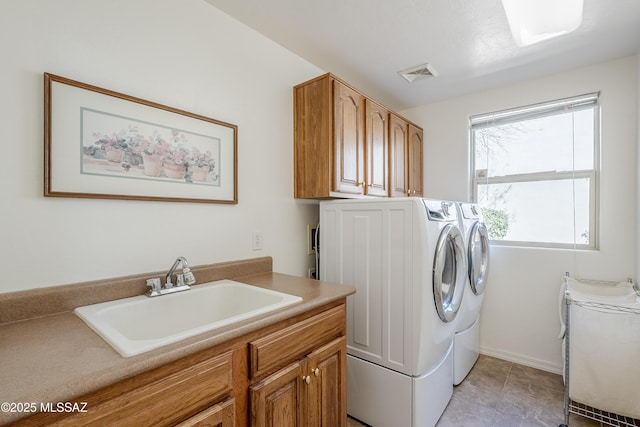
[501,0,584,47]
[398,63,439,83]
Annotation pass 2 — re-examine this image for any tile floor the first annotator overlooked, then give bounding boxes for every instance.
[346,354,603,427]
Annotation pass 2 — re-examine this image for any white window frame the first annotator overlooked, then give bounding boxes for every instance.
[470,93,600,250]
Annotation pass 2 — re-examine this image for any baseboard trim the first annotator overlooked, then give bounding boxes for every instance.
[479,345,562,375]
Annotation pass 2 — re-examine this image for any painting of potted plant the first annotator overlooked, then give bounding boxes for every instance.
[81,113,222,185]
[162,130,190,180]
[46,73,236,203]
[136,131,170,177]
[78,103,222,188]
[164,148,190,179]
[91,132,129,163]
[188,147,217,183]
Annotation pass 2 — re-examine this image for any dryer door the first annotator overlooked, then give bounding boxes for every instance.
[468,221,490,295]
[433,223,467,323]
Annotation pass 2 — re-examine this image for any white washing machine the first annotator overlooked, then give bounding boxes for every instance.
[321,198,467,427]
[453,202,490,385]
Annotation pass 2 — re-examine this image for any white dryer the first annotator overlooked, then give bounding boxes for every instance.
[321,198,467,427]
[453,202,490,385]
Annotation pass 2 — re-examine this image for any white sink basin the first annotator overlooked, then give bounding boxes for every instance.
[75,279,302,357]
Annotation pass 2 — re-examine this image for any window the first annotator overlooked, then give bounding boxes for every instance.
[471,93,599,249]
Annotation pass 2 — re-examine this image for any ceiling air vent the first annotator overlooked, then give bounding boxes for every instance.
[398,63,439,83]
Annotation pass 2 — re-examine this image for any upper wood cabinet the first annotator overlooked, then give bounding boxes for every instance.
[365,99,389,197]
[293,74,332,198]
[390,115,424,197]
[333,81,365,195]
[294,73,422,199]
[389,113,408,197]
[294,75,365,198]
[408,124,424,197]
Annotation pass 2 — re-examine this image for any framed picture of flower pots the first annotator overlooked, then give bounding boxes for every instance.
[44,73,238,204]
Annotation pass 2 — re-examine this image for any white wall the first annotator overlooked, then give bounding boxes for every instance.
[402,56,638,373]
[637,52,640,282]
[0,0,323,293]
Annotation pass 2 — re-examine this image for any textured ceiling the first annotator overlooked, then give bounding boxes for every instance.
[206,0,640,110]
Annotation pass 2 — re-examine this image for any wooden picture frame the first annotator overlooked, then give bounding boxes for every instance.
[44,73,238,204]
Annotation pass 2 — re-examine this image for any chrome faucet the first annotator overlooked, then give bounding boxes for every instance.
[146,256,196,297]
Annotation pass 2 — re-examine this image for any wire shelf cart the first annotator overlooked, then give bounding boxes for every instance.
[561,282,640,427]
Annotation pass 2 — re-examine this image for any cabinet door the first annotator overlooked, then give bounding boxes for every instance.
[334,81,365,195]
[408,124,424,197]
[39,350,234,427]
[176,398,235,427]
[293,75,333,199]
[389,114,408,197]
[365,99,389,197]
[250,360,307,427]
[306,337,347,427]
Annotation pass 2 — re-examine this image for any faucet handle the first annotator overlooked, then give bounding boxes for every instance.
[176,274,185,287]
[146,278,162,293]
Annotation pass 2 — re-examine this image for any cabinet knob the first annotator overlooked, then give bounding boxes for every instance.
[313,368,320,377]
[302,375,311,384]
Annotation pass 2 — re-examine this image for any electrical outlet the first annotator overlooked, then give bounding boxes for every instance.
[251,232,263,251]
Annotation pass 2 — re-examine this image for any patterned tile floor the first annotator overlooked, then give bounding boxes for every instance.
[347,354,603,427]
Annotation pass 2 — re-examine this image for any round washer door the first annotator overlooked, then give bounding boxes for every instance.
[433,223,467,323]
[468,221,490,295]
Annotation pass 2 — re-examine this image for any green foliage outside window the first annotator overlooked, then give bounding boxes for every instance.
[481,207,509,240]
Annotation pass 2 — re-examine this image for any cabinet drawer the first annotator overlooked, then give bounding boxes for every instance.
[53,350,233,427]
[175,397,235,427]
[249,304,345,379]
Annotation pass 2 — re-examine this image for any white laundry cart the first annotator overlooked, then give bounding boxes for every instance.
[560,276,640,427]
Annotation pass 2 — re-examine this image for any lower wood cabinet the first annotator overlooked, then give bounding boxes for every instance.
[12,350,235,427]
[176,398,236,427]
[249,304,347,427]
[12,301,346,427]
[250,337,346,427]
[250,360,307,427]
[305,337,347,427]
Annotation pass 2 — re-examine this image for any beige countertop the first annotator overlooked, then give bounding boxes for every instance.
[0,261,354,425]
